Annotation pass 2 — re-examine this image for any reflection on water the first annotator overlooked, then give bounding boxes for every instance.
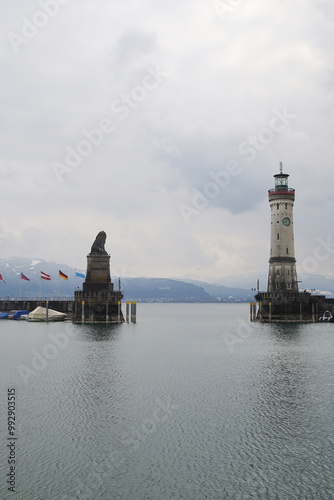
[78,323,123,342]
[0,304,333,500]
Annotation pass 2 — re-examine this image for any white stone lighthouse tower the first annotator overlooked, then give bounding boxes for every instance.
[267,163,298,292]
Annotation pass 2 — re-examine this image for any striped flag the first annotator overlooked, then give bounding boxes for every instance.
[41,271,51,281]
[59,270,68,280]
[0,274,6,284]
[21,273,30,281]
[76,271,85,279]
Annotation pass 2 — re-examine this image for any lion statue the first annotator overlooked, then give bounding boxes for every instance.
[90,231,107,254]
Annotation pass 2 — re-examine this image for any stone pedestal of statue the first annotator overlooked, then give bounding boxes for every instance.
[73,231,123,323]
[83,254,113,293]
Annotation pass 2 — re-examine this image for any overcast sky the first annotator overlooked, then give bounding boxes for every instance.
[1,0,334,281]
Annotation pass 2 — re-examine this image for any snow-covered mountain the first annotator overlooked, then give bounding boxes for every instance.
[0,257,252,302]
[0,257,85,298]
[1,258,332,302]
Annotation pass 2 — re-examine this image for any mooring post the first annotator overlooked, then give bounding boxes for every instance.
[106,301,109,323]
[269,302,272,323]
[259,302,262,322]
[118,301,121,323]
[253,303,256,322]
[300,302,302,322]
[312,303,315,323]
[46,300,49,323]
[131,301,137,323]
[82,300,85,324]
[250,303,253,322]
[126,301,129,322]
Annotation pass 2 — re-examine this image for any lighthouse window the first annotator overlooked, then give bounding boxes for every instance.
[285,203,288,209]
[286,248,289,254]
[277,233,279,240]
[277,203,279,210]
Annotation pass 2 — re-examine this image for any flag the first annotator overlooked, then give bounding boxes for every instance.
[59,270,68,280]
[76,271,85,279]
[0,274,6,284]
[21,273,30,281]
[41,271,51,281]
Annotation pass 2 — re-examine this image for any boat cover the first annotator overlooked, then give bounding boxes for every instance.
[28,306,66,321]
[13,310,29,319]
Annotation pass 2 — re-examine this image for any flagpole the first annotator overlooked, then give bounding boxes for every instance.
[40,275,42,299]
[20,275,22,300]
[58,274,59,299]
[75,268,76,291]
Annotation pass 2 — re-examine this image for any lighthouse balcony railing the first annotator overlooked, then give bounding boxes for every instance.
[268,188,295,196]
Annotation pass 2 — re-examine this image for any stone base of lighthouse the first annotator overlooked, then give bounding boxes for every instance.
[253,291,333,323]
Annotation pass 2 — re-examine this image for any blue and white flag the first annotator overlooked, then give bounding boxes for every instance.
[76,271,85,279]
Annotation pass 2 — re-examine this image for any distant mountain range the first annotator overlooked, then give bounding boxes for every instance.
[0,258,333,302]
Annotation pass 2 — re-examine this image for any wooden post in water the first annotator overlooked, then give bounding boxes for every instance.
[46,300,49,323]
[131,301,137,323]
[118,301,121,323]
[106,300,109,323]
[312,303,315,323]
[269,302,272,323]
[250,303,253,322]
[300,302,302,322]
[259,302,262,322]
[253,303,256,322]
[126,301,129,322]
[82,301,85,324]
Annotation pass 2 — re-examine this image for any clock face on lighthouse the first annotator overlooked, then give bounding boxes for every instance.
[282,217,290,226]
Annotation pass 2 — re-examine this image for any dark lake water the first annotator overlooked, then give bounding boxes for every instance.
[0,303,334,500]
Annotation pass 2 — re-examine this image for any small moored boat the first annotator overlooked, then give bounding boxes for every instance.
[28,306,66,322]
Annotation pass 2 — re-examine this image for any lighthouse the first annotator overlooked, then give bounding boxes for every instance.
[267,163,298,292]
[253,163,333,322]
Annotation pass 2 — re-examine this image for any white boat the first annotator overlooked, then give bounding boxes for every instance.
[28,306,66,322]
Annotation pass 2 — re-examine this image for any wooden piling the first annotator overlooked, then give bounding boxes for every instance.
[252,303,256,322]
[82,301,85,324]
[131,301,137,323]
